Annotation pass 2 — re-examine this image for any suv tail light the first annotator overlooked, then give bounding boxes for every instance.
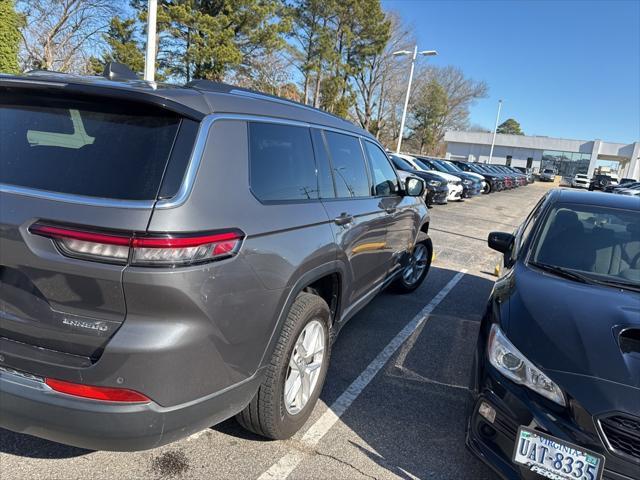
[29,223,243,267]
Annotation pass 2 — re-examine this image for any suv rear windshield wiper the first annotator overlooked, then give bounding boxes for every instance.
[528,261,592,284]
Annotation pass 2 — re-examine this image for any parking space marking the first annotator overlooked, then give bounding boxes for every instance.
[257,270,467,480]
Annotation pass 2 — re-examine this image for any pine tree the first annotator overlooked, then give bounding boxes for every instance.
[0,0,23,74]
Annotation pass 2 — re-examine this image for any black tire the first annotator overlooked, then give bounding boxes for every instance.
[236,292,331,440]
[482,182,491,194]
[391,234,433,293]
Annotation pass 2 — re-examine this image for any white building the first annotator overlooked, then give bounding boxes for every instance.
[444,131,640,180]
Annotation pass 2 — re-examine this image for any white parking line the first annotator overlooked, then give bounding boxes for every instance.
[257,270,468,480]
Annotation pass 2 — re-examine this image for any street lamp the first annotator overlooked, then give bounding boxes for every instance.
[394,46,438,153]
[487,99,503,164]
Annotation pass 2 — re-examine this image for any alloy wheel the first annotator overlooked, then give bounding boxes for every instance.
[402,243,429,285]
[284,320,325,415]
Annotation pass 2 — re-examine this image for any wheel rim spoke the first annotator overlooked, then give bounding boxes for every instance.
[403,244,428,285]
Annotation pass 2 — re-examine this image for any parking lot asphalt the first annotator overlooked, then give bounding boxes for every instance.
[0,182,554,480]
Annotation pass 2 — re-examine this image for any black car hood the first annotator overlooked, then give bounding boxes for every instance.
[502,264,640,391]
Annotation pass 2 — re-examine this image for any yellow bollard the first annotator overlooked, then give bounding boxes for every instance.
[494,263,501,277]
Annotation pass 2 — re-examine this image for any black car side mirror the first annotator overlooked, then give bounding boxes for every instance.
[405,177,425,197]
[488,232,515,254]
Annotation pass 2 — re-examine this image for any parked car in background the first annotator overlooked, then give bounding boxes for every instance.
[416,156,483,198]
[614,183,640,197]
[390,154,448,206]
[451,160,505,194]
[0,68,432,451]
[589,174,618,191]
[604,177,637,193]
[513,166,534,183]
[395,153,464,202]
[468,189,640,480]
[439,159,488,192]
[497,166,527,186]
[571,173,590,188]
[484,165,516,189]
[539,168,556,182]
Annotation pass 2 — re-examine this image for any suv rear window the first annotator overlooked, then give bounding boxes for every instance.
[0,93,182,200]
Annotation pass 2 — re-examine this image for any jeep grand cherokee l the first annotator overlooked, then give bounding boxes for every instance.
[0,68,431,451]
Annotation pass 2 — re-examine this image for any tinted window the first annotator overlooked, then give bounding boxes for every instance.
[364,142,398,196]
[390,154,415,171]
[310,129,336,198]
[0,94,181,200]
[324,131,370,198]
[249,122,318,201]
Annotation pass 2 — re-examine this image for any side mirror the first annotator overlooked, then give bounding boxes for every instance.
[488,231,515,254]
[405,177,425,197]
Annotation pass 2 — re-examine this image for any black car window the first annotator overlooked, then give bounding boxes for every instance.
[324,131,370,198]
[390,154,415,171]
[310,129,336,199]
[512,195,548,261]
[0,93,181,200]
[249,122,318,201]
[364,141,399,196]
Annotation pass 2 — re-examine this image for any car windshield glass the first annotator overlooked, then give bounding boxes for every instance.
[413,158,432,171]
[390,155,415,171]
[444,161,463,172]
[437,161,458,173]
[531,203,640,289]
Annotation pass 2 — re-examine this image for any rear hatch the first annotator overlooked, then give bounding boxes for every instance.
[0,84,196,360]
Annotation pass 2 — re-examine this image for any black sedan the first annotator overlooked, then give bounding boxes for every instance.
[390,154,448,205]
[467,189,640,480]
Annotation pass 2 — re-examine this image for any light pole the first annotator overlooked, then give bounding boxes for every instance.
[144,0,157,81]
[394,46,438,153]
[487,99,503,164]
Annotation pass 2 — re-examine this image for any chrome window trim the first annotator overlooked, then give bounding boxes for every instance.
[1,112,382,210]
[157,113,382,209]
[0,184,156,209]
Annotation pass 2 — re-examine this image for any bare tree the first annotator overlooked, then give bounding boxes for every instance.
[17,0,117,72]
[352,12,414,146]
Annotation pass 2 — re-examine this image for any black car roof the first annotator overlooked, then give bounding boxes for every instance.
[0,71,372,138]
[550,188,640,209]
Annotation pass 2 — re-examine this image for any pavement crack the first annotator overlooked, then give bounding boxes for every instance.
[313,450,380,480]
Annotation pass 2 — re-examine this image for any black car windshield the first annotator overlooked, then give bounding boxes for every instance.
[530,203,640,289]
[390,155,415,171]
[413,158,434,171]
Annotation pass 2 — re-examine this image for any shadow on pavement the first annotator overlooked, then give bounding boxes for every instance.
[0,427,91,458]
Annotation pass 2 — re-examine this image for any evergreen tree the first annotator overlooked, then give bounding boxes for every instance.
[0,0,23,74]
[497,118,524,135]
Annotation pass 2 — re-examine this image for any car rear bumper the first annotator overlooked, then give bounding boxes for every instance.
[0,366,262,451]
[466,368,639,480]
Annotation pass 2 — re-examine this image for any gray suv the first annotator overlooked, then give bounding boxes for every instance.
[0,68,431,451]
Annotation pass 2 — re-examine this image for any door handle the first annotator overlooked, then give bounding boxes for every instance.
[334,213,354,226]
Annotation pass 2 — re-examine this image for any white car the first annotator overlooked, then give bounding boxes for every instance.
[571,173,590,188]
[395,153,464,201]
[616,184,640,196]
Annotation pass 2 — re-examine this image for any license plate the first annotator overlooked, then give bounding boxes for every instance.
[513,427,605,480]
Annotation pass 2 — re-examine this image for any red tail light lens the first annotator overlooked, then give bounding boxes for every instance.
[131,232,242,266]
[45,378,150,403]
[29,223,243,267]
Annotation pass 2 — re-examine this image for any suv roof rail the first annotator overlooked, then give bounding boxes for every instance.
[185,79,357,127]
[102,62,139,81]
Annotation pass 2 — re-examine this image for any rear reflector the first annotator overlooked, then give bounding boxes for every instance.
[29,223,243,266]
[45,378,150,403]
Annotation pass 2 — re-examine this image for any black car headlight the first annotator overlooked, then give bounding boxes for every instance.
[463,179,472,186]
[488,325,566,406]
[427,180,441,187]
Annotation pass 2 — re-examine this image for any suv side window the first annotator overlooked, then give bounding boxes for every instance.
[364,141,399,196]
[248,122,318,202]
[324,131,370,198]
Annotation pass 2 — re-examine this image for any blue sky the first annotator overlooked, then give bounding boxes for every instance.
[382,0,640,144]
